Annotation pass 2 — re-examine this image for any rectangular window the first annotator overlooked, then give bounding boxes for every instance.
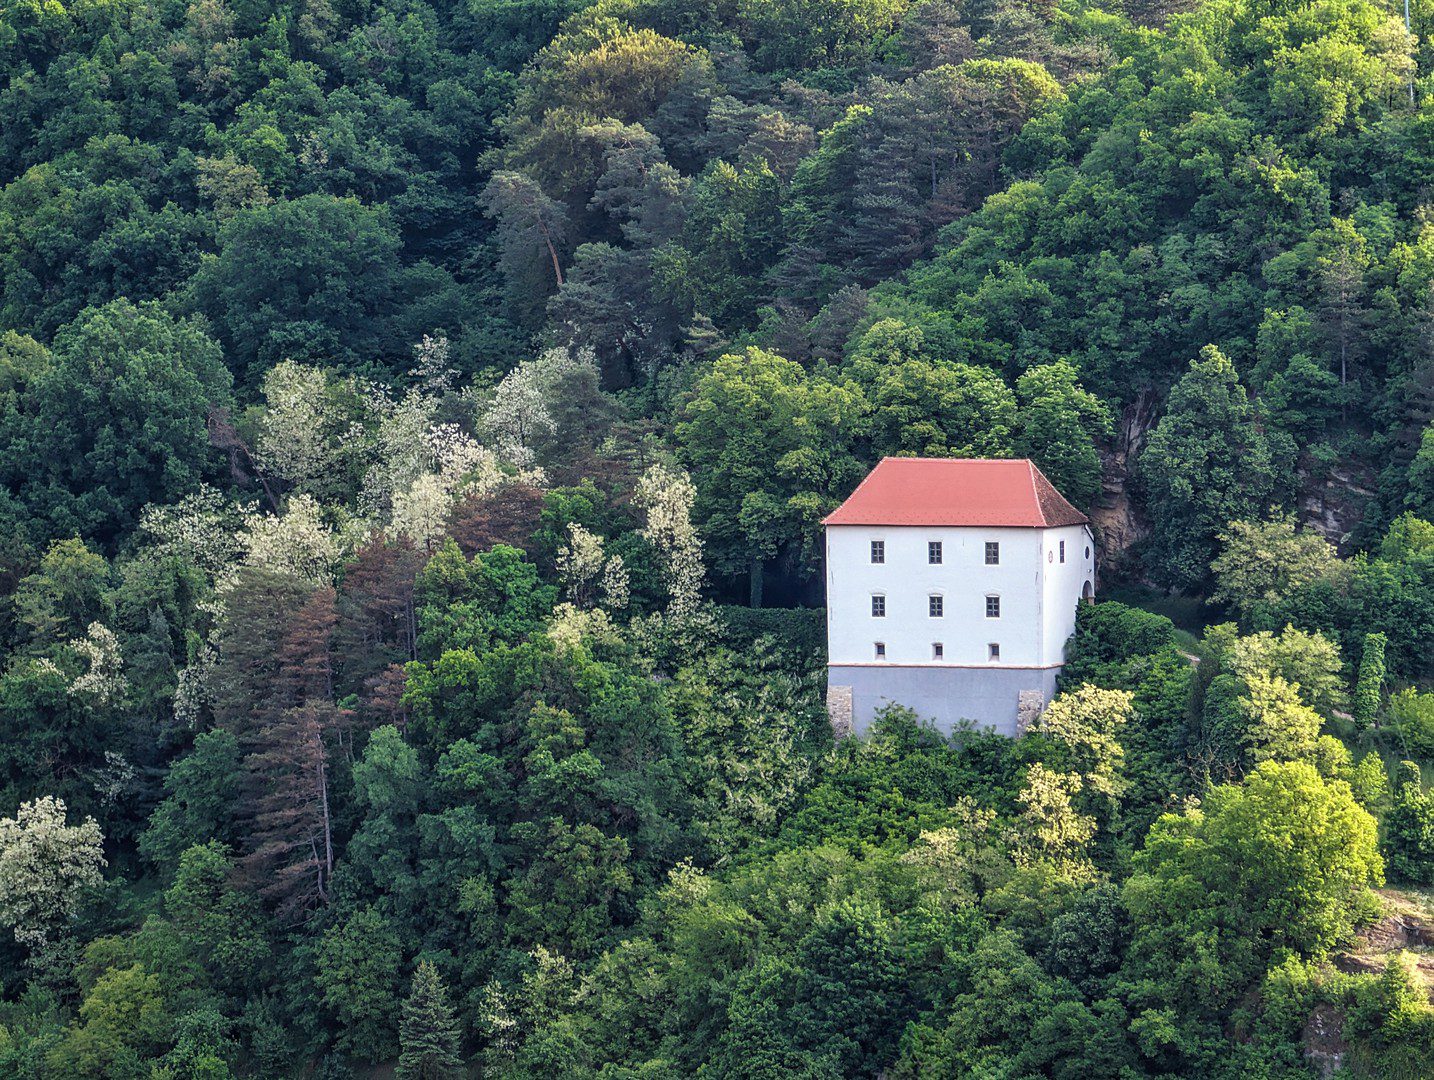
[985,595,1001,618]
[932,643,944,660]
[874,642,886,659]
[1059,540,1066,563]
[929,594,944,618]
[871,595,886,618]
[928,541,943,564]
[985,541,1000,565]
[870,540,885,564]
[989,643,1001,662]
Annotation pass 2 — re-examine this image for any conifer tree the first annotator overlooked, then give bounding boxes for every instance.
[396,960,464,1080]
[237,587,349,919]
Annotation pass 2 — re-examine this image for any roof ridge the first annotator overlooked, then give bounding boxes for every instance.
[824,457,1087,529]
[879,455,1033,464]
[1025,460,1044,527]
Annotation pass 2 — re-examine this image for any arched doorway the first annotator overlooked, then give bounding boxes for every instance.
[1081,580,1094,604]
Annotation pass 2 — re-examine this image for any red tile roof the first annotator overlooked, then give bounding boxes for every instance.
[823,458,1089,528]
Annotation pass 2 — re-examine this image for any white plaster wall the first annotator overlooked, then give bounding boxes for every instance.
[1038,524,1096,666]
[826,525,1046,668]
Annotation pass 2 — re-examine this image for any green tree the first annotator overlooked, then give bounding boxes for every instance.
[893,929,1115,1078]
[1348,753,1390,814]
[737,0,909,72]
[396,960,465,1080]
[413,539,556,657]
[163,842,272,995]
[1352,631,1387,731]
[1237,672,1324,765]
[45,962,173,1077]
[150,1007,238,1080]
[677,348,866,604]
[678,159,784,326]
[193,195,448,379]
[860,354,1018,459]
[1348,516,1434,680]
[140,731,244,872]
[1211,516,1340,625]
[1125,761,1382,1010]
[1138,346,1278,590]
[4,301,232,547]
[1014,361,1113,508]
[1385,762,1434,885]
[505,818,634,959]
[11,538,113,647]
[1387,688,1434,759]
[314,905,403,1062]
[1223,626,1347,716]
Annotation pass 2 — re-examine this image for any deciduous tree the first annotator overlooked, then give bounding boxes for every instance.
[1138,347,1278,590]
[0,796,105,949]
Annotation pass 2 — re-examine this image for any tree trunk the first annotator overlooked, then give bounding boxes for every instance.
[317,733,333,895]
[749,559,764,608]
[539,220,564,288]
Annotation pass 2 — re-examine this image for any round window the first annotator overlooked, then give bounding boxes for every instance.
[1085,546,1091,559]
[1047,551,1054,563]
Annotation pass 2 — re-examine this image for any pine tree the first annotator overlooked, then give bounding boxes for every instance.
[1316,238,1371,419]
[1353,632,1387,731]
[448,484,544,557]
[335,536,424,689]
[237,587,350,920]
[480,170,569,328]
[396,961,464,1080]
[242,702,339,921]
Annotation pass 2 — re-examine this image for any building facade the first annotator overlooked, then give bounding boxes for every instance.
[824,458,1094,737]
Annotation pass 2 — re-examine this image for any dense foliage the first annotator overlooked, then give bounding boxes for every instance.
[2,0,1433,1072]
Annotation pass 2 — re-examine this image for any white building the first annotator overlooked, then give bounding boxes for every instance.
[824,457,1094,737]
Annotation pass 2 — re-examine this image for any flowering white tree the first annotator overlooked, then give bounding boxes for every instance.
[0,797,105,948]
[255,360,341,492]
[480,347,598,464]
[390,473,454,551]
[557,524,608,607]
[600,554,630,611]
[67,622,128,706]
[136,485,246,580]
[555,523,631,611]
[547,603,618,651]
[412,334,456,396]
[360,386,440,518]
[237,493,346,586]
[135,488,240,728]
[388,424,538,549]
[173,644,215,728]
[1013,763,1095,872]
[634,464,704,614]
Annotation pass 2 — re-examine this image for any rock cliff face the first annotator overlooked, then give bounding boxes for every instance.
[1089,388,1380,582]
[1298,460,1377,550]
[1310,890,1434,1077]
[1089,389,1157,578]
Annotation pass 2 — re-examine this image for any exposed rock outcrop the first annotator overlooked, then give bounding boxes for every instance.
[1298,460,1377,550]
[1090,389,1157,576]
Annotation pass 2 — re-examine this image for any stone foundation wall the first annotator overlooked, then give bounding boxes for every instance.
[827,684,854,739]
[828,665,1060,737]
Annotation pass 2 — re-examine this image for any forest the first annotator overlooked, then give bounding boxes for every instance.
[1,0,1434,1071]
